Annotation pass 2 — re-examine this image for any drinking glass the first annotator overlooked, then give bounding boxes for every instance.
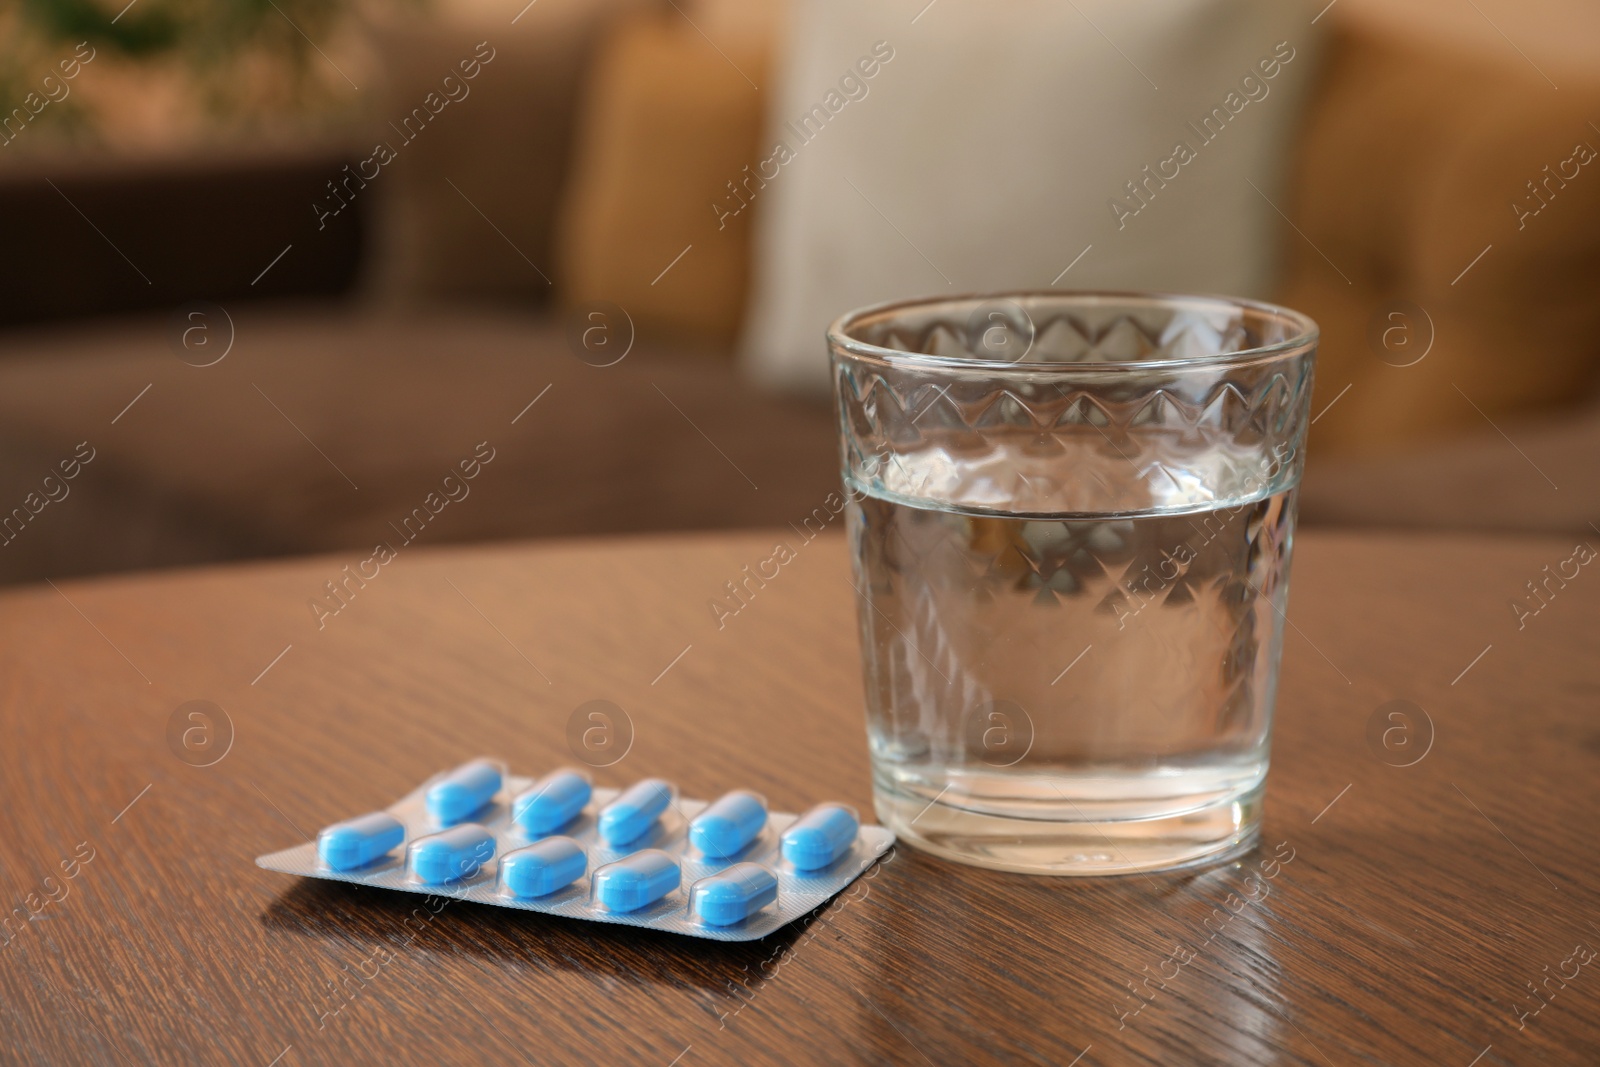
[828,291,1318,875]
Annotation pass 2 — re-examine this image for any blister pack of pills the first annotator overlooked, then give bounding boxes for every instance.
[255,760,895,942]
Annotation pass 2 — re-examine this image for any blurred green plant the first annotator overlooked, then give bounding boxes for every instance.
[1,0,404,143]
[22,0,185,56]
[19,0,348,61]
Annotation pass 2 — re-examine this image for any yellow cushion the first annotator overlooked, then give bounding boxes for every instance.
[555,14,768,351]
[1283,9,1600,457]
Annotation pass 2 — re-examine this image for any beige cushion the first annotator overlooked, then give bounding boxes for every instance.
[739,0,1323,392]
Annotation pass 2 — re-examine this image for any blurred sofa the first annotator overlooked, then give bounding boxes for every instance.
[0,307,839,584]
[0,0,1596,586]
[0,0,841,586]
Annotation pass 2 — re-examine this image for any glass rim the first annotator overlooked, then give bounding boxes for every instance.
[826,289,1319,373]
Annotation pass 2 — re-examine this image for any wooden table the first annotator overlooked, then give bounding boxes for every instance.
[2,529,1596,1065]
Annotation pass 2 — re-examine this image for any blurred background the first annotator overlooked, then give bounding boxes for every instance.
[0,0,1596,587]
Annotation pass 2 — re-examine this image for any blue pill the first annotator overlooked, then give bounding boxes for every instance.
[317,812,405,871]
[513,770,592,834]
[598,778,673,846]
[408,824,495,885]
[782,803,860,870]
[501,837,587,898]
[592,849,679,912]
[689,790,767,859]
[690,863,779,927]
[426,759,501,824]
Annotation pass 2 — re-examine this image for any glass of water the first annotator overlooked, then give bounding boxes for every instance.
[829,291,1318,875]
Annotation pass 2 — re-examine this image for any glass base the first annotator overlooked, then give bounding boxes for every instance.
[874,781,1262,876]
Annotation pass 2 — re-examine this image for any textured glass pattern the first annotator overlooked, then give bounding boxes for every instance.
[829,291,1317,875]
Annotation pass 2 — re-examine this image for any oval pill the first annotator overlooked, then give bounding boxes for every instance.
[689,790,767,859]
[317,812,404,871]
[782,803,860,870]
[592,849,679,912]
[408,824,495,885]
[690,863,778,927]
[426,758,501,824]
[500,837,586,898]
[598,778,673,846]
[513,769,592,834]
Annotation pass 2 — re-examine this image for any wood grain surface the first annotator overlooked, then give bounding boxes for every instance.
[0,528,1596,1066]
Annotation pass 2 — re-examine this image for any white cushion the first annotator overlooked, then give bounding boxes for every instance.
[739,0,1321,391]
